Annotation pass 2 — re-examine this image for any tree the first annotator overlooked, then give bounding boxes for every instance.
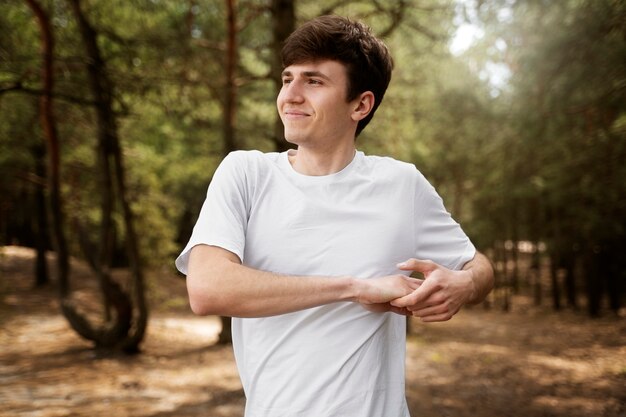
[54,0,148,352]
[269,0,296,152]
[215,0,240,345]
[23,0,55,288]
[467,0,626,315]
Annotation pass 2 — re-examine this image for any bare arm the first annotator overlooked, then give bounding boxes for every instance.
[186,244,421,318]
[390,251,494,322]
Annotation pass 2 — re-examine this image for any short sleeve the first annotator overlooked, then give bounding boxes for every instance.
[413,170,476,270]
[175,152,250,275]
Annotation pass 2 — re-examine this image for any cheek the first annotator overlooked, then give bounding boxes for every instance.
[276,91,283,110]
[323,100,352,122]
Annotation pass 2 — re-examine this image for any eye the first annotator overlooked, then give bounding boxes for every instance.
[282,78,292,85]
[307,79,322,85]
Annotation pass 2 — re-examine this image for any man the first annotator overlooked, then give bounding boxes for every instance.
[176,15,494,417]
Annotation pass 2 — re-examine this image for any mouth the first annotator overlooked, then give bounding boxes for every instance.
[283,109,310,118]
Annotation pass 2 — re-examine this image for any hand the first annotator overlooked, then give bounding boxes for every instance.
[390,259,475,322]
[355,274,422,315]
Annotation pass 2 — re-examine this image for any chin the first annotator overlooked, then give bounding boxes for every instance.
[283,131,307,146]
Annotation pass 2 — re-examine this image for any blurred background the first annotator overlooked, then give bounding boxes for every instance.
[1,0,624,416]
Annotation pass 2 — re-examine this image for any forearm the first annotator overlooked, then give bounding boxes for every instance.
[186,245,421,318]
[462,251,494,304]
[186,245,356,317]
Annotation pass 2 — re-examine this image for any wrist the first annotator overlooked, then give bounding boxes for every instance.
[342,276,361,303]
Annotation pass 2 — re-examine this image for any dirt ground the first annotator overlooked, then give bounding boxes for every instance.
[1,246,624,417]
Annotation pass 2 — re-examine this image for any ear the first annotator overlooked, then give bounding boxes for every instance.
[350,91,375,122]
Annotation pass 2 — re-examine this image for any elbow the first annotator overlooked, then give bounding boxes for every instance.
[188,293,212,316]
[186,273,227,316]
[185,245,242,316]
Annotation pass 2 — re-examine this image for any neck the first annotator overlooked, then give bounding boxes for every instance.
[289,142,356,176]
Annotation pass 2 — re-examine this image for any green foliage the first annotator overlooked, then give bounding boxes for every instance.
[455,0,626,313]
[484,0,625,247]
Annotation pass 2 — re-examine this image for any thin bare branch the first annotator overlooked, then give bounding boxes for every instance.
[0,82,98,106]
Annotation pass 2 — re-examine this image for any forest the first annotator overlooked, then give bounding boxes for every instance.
[0,0,625,416]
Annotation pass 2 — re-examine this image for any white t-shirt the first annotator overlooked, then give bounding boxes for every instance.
[176,149,476,417]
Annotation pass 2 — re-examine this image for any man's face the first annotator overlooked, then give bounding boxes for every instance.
[277,60,359,148]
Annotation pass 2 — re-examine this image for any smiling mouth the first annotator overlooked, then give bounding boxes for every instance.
[283,109,310,117]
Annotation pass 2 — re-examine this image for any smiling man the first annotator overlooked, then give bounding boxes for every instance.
[176,15,494,417]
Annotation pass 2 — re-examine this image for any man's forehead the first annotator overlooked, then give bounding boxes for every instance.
[282,60,347,77]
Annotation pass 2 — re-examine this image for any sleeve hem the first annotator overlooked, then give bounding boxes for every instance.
[175,240,244,276]
[451,243,477,271]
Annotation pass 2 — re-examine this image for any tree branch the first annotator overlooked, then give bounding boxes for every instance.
[0,82,98,106]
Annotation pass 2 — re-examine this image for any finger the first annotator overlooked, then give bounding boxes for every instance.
[405,291,446,311]
[388,305,412,316]
[389,292,414,308]
[415,311,455,322]
[413,302,461,322]
[403,276,424,290]
[390,280,440,308]
[397,259,437,273]
[410,303,449,317]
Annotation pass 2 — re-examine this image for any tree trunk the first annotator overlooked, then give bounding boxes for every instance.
[531,242,542,307]
[34,143,49,286]
[216,0,239,345]
[110,100,148,353]
[493,240,509,312]
[509,213,520,294]
[549,255,561,311]
[223,0,239,155]
[604,242,623,315]
[563,255,578,310]
[218,315,233,344]
[585,252,602,317]
[66,0,148,352]
[270,0,295,152]
[24,0,69,294]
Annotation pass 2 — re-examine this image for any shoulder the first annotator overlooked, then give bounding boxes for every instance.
[210,151,281,201]
[360,153,436,192]
[362,153,413,170]
[219,150,281,174]
[223,149,279,165]
[360,154,420,180]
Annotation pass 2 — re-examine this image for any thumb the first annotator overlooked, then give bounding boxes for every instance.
[397,259,437,274]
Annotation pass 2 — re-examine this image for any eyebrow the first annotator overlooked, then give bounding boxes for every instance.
[281,70,332,81]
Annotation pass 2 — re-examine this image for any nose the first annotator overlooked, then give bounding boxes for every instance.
[279,80,304,104]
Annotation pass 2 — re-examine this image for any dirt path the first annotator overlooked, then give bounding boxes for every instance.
[1,247,624,417]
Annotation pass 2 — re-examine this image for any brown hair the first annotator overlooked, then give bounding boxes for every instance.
[281,15,394,137]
